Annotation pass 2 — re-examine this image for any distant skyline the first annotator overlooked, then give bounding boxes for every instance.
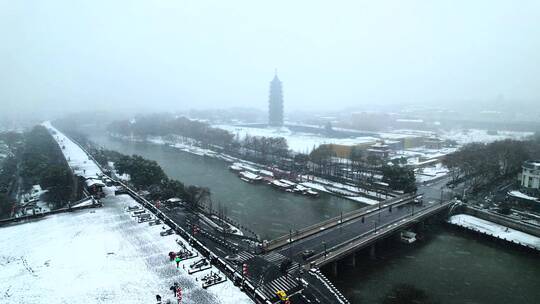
[1,1,540,117]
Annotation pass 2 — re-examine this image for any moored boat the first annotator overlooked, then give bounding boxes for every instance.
[271,179,293,190]
[229,164,242,172]
[239,171,262,183]
[305,189,319,197]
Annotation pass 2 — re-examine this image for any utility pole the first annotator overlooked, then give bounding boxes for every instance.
[378,201,381,226]
[340,211,343,231]
[288,229,293,261]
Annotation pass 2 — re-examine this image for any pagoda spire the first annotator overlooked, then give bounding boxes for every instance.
[268,70,284,127]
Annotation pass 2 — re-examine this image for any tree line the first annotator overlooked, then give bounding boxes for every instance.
[78,143,211,211]
[0,127,81,217]
[107,114,291,165]
[107,114,235,149]
[308,144,416,193]
[0,132,21,218]
[443,137,540,190]
[21,126,79,207]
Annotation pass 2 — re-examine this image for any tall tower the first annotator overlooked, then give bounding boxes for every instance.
[268,71,284,127]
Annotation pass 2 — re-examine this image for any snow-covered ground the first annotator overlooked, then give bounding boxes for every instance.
[215,124,379,153]
[43,121,102,179]
[507,190,539,202]
[0,192,253,304]
[448,214,540,250]
[440,129,533,145]
[416,163,449,183]
[397,147,457,160]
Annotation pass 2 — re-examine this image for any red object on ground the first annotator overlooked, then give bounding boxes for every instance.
[176,287,182,303]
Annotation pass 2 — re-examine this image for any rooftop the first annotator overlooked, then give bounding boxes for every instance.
[523,160,540,170]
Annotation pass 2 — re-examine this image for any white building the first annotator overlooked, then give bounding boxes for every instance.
[520,160,540,189]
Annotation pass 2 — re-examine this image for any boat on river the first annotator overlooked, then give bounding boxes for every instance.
[229,164,242,172]
[400,231,417,243]
[271,179,293,190]
[239,171,262,183]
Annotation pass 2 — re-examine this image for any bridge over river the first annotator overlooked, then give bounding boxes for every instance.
[223,192,456,303]
[259,194,455,275]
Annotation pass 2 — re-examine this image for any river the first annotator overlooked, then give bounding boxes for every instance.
[331,226,540,304]
[88,133,540,304]
[88,134,362,240]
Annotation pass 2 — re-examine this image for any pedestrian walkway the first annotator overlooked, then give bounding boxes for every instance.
[261,251,300,274]
[259,275,300,300]
[236,251,255,263]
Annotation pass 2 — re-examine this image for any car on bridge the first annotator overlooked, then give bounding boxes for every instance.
[301,249,315,260]
[224,254,242,265]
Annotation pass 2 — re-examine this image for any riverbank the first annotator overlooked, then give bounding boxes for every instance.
[448,214,540,251]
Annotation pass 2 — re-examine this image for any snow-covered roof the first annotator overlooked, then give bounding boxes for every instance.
[279,179,296,186]
[85,179,105,188]
[523,160,540,170]
[239,171,260,179]
[508,190,539,202]
[272,180,291,188]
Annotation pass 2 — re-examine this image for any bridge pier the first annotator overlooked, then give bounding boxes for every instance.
[369,244,376,259]
[331,261,338,277]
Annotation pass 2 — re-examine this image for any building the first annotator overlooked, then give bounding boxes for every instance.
[366,143,391,159]
[520,160,540,189]
[268,72,284,126]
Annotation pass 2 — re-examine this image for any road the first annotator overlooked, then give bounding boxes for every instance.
[271,176,457,267]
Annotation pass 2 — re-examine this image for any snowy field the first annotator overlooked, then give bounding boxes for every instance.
[440,129,533,145]
[43,121,102,179]
[416,163,449,183]
[448,214,540,250]
[0,192,253,304]
[214,124,379,153]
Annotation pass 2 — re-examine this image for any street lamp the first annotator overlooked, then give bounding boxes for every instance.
[339,211,343,231]
[288,229,293,261]
[322,241,327,259]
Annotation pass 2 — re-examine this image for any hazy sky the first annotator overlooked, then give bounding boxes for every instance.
[1,0,539,116]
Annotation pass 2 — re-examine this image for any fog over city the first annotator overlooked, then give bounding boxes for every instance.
[2,2,540,304]
[2,0,540,118]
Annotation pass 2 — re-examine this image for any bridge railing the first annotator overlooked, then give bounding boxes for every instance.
[265,193,420,251]
[309,201,453,267]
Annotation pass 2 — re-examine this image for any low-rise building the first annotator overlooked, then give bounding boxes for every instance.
[520,160,540,189]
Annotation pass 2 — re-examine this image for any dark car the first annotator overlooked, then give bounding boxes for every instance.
[225,254,242,265]
[301,249,315,260]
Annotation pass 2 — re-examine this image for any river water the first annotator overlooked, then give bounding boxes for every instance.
[88,134,540,304]
[88,134,361,240]
[331,226,540,304]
